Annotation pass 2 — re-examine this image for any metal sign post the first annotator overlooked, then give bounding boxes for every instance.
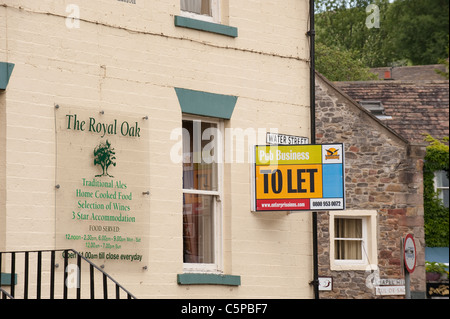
[405,270,411,299]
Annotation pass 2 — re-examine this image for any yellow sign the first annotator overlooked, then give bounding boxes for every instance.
[255,145,322,165]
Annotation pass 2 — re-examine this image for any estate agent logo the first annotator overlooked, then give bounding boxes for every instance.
[94,140,116,178]
[325,148,340,160]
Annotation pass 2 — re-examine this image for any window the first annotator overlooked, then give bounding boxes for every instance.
[330,210,378,270]
[182,117,223,272]
[359,101,392,120]
[180,0,220,23]
[435,170,449,208]
[334,218,364,261]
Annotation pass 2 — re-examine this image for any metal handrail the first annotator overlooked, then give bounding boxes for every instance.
[0,249,136,299]
[0,287,14,299]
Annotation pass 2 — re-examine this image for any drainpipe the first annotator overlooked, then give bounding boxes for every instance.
[307,0,319,300]
[309,0,316,147]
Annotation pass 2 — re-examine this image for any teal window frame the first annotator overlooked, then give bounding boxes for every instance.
[174,16,238,38]
[175,88,238,120]
[0,62,15,90]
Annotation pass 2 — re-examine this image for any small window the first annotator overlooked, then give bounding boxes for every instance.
[359,101,392,120]
[181,0,211,16]
[330,211,378,271]
[334,218,363,261]
[435,170,449,208]
[180,0,220,23]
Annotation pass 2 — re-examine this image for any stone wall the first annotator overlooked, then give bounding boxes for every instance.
[315,73,426,298]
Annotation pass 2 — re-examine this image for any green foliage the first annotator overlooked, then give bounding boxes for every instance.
[435,61,449,80]
[315,0,450,74]
[423,135,449,247]
[315,43,378,81]
[435,39,449,80]
[387,0,449,65]
[426,261,449,277]
[315,0,394,68]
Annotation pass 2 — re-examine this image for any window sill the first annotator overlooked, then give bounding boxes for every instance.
[174,16,238,38]
[330,263,372,271]
[177,273,241,286]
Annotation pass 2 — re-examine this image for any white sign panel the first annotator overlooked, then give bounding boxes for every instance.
[375,286,406,296]
[318,277,333,291]
[266,132,309,145]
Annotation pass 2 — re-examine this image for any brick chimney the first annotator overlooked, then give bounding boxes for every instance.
[384,68,394,80]
[384,70,391,80]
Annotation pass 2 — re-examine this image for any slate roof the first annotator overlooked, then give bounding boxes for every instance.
[334,80,449,144]
[371,64,449,81]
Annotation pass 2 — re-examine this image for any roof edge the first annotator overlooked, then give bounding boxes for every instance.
[315,71,411,146]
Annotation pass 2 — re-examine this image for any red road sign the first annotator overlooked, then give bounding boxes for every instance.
[404,234,417,273]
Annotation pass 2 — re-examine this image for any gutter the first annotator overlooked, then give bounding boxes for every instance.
[307,0,319,300]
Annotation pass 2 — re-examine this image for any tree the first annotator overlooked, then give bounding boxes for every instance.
[315,43,378,81]
[387,0,449,65]
[94,140,116,178]
[315,0,450,68]
[315,0,395,68]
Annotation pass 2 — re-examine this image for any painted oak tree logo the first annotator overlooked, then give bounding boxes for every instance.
[94,140,116,177]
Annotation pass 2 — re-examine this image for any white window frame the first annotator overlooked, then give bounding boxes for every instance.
[434,170,449,208]
[180,0,221,23]
[330,210,378,271]
[182,115,224,274]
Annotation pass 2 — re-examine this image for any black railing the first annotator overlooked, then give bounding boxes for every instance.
[0,249,136,299]
[0,287,13,299]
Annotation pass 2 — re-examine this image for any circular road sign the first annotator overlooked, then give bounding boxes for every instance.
[404,234,416,273]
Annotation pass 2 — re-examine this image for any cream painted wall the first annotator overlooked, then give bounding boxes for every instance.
[0,0,313,298]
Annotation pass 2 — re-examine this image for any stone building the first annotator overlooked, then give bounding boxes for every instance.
[334,67,449,299]
[315,72,426,298]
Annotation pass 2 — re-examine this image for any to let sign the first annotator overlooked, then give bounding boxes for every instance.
[253,144,345,212]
